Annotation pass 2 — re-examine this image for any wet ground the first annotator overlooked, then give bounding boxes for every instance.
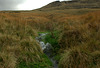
[36,33,58,68]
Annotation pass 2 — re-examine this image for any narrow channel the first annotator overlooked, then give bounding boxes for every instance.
[36,33,58,68]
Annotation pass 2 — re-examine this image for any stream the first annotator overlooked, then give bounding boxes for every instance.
[36,33,58,68]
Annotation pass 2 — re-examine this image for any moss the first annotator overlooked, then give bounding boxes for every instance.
[54,54,61,62]
[17,54,52,68]
[44,31,60,54]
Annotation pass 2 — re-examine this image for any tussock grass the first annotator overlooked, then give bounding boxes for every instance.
[58,11,100,68]
[0,9,100,68]
[59,48,92,68]
[59,48,100,68]
[0,18,52,67]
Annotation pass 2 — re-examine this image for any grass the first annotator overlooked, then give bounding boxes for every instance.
[0,8,100,68]
[35,10,100,68]
[17,54,52,68]
[58,11,100,68]
[44,31,60,54]
[0,17,52,68]
[59,47,93,68]
[59,47,100,68]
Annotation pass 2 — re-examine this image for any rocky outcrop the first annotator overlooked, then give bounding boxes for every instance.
[39,0,100,10]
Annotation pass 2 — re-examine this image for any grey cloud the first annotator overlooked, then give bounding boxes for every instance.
[0,0,25,10]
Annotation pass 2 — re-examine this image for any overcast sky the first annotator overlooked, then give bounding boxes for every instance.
[0,0,70,10]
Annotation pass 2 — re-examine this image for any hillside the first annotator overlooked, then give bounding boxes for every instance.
[39,0,100,11]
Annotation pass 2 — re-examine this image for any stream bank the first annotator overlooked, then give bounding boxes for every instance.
[36,33,58,68]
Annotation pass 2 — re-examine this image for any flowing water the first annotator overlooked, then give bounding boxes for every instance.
[36,33,58,68]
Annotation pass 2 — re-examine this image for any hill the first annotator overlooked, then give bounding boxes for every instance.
[39,0,100,11]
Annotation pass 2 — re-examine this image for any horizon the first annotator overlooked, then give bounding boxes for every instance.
[0,0,71,11]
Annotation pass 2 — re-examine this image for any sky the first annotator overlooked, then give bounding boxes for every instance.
[0,0,70,10]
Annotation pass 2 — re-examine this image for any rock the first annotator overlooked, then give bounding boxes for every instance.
[36,33,58,68]
[40,41,46,50]
[43,43,53,57]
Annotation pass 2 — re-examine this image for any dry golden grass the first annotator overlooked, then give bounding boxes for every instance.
[0,9,100,68]
[59,48,92,68]
[0,18,43,68]
[58,11,100,68]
